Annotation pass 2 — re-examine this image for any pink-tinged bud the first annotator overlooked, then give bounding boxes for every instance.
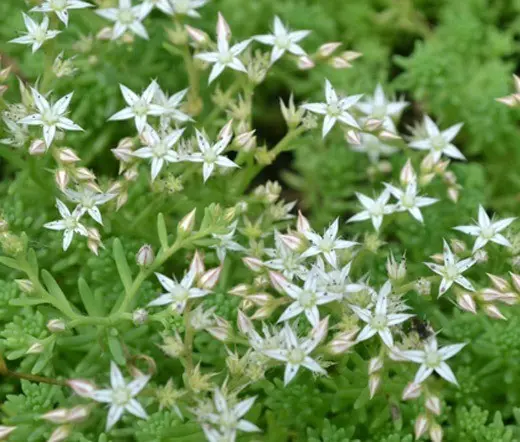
[345,129,361,145]
[496,292,519,305]
[0,66,11,82]
[510,272,520,292]
[400,159,416,186]
[178,208,196,235]
[402,382,422,400]
[0,426,16,440]
[279,233,303,251]
[297,210,311,233]
[136,244,154,267]
[132,308,148,325]
[29,139,46,155]
[363,118,383,132]
[497,95,518,107]
[419,172,435,186]
[379,130,401,141]
[67,379,96,398]
[480,288,502,302]
[425,395,441,415]
[124,167,138,182]
[199,266,222,290]
[216,12,231,41]
[16,279,34,293]
[268,270,287,293]
[190,250,205,278]
[48,425,70,442]
[41,408,69,424]
[429,422,443,442]
[185,25,209,44]
[487,273,510,292]
[235,130,256,148]
[218,119,234,140]
[207,316,230,342]
[250,305,275,320]
[248,293,272,306]
[96,26,113,40]
[58,148,80,163]
[311,316,329,344]
[318,42,342,57]
[229,283,249,297]
[27,342,44,354]
[47,319,66,333]
[330,56,351,69]
[76,167,96,181]
[341,50,362,61]
[420,153,435,173]
[484,304,507,320]
[242,256,264,273]
[473,248,488,263]
[457,293,477,314]
[67,405,90,423]
[55,169,69,191]
[450,239,466,254]
[368,356,383,375]
[368,374,381,399]
[116,191,128,210]
[240,298,254,310]
[414,414,429,439]
[328,337,356,355]
[112,146,133,163]
[447,187,459,203]
[237,309,254,334]
[435,160,450,174]
[297,56,315,70]
[430,253,444,264]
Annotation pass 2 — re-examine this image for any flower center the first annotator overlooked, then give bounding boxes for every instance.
[298,290,316,308]
[50,0,67,10]
[425,351,441,368]
[401,193,415,209]
[481,226,495,239]
[112,387,131,406]
[204,149,218,164]
[118,9,135,25]
[132,100,149,116]
[369,202,384,217]
[64,216,77,230]
[318,238,333,253]
[34,28,47,43]
[173,0,190,13]
[372,104,387,119]
[444,264,459,280]
[219,52,233,65]
[287,348,305,364]
[275,34,290,49]
[42,109,58,126]
[327,102,341,117]
[370,314,387,330]
[431,135,446,151]
[153,142,168,158]
[173,287,190,302]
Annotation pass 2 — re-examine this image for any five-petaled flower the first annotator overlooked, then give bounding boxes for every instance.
[18,88,83,148]
[90,361,150,431]
[109,82,166,134]
[10,13,60,53]
[349,133,398,164]
[391,336,465,385]
[31,0,93,26]
[255,16,310,64]
[96,0,149,40]
[384,180,438,224]
[454,205,516,253]
[424,240,476,296]
[301,79,363,138]
[347,189,396,231]
[350,281,413,347]
[44,199,89,251]
[409,116,465,162]
[63,187,115,225]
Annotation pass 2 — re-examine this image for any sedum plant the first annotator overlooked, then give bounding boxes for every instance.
[0,0,519,441]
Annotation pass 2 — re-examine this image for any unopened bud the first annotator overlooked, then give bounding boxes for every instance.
[363,118,383,132]
[400,159,415,186]
[16,279,33,293]
[386,252,406,281]
[0,426,16,440]
[218,119,233,140]
[207,316,230,342]
[67,379,96,398]
[511,272,520,292]
[199,266,222,290]
[112,146,133,163]
[216,12,231,41]
[368,356,383,374]
[450,239,466,254]
[341,51,362,62]
[55,169,69,191]
[484,304,507,320]
[96,26,113,40]
[421,154,435,173]
[48,425,70,442]
[178,208,196,235]
[185,25,209,45]
[268,271,287,293]
[47,319,66,333]
[297,56,315,70]
[67,405,90,423]
[133,308,148,325]
[75,167,96,181]
[447,187,459,203]
[229,284,249,297]
[58,148,80,163]
[457,293,476,314]
[425,395,441,415]
[328,335,356,354]
[414,414,429,439]
[29,139,47,155]
[330,56,351,69]
[190,250,205,278]
[487,273,510,292]
[318,42,341,58]
[429,422,443,442]
[41,408,70,424]
[378,130,401,141]
[235,130,256,151]
[402,382,422,400]
[136,244,154,267]
[116,191,128,210]
[368,374,381,399]
[473,248,488,263]
[242,256,263,273]
[27,342,44,354]
[345,129,361,145]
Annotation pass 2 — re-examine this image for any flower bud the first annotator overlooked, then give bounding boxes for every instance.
[16,279,33,294]
[421,154,435,173]
[510,272,520,292]
[247,293,272,306]
[425,395,441,415]
[218,119,234,140]
[237,309,254,335]
[402,382,422,400]
[0,426,16,440]
[55,169,69,191]
[473,248,488,263]
[96,26,113,40]
[457,293,476,314]
[185,25,209,45]
[268,271,287,293]
[450,239,466,254]
[363,118,383,132]
[207,316,231,342]
[48,425,70,442]
[429,422,443,442]
[136,244,154,267]
[133,308,148,325]
[414,414,429,439]
[368,374,381,399]
[318,42,342,57]
[297,56,315,70]
[484,304,507,320]
[378,130,401,141]
[330,56,351,69]
[386,252,406,281]
[0,66,11,82]
[178,208,196,235]
[112,146,133,163]
[26,342,44,354]
[58,148,80,163]
[419,172,435,186]
[159,333,185,358]
[368,356,383,375]
[487,273,510,292]
[235,130,256,151]
[399,159,416,186]
[0,85,7,97]
[189,250,205,278]
[345,129,361,145]
[341,50,363,62]
[47,319,66,333]
[75,167,96,181]
[199,266,222,290]
[216,12,231,41]
[327,336,356,354]
[67,379,96,398]
[41,408,69,424]
[242,256,264,273]
[29,139,47,155]
[447,187,459,203]
[67,405,90,423]
[229,284,248,298]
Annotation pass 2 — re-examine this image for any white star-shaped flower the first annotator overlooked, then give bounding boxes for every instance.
[350,281,413,347]
[109,82,166,133]
[95,0,149,40]
[454,205,516,253]
[44,199,88,251]
[211,221,245,262]
[349,133,398,164]
[264,231,307,280]
[301,218,357,268]
[301,79,363,138]
[154,87,192,129]
[31,0,93,26]
[90,361,150,431]
[347,189,396,231]
[187,129,238,182]
[203,389,260,439]
[148,269,210,312]
[424,240,476,296]
[195,14,251,84]
[278,270,341,327]
[170,0,208,17]
[392,336,465,385]
[133,125,184,180]
[264,320,328,385]
[409,116,465,162]
[314,258,365,299]
[384,180,438,223]
[63,187,115,225]
[356,84,408,132]
[10,13,60,53]
[18,88,83,147]
[140,0,173,16]
[255,16,310,64]
[0,117,29,148]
